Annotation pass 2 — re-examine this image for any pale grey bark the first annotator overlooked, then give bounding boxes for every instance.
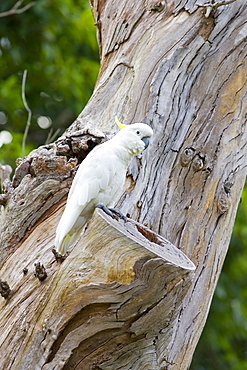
[0,0,246,369]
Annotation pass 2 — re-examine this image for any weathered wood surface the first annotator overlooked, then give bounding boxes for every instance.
[0,208,194,369]
[0,0,247,369]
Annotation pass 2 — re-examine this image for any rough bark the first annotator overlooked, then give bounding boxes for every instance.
[0,0,246,369]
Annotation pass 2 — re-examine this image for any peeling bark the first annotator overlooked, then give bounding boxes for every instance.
[0,0,246,369]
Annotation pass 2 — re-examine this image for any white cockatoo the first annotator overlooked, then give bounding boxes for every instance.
[55,117,153,255]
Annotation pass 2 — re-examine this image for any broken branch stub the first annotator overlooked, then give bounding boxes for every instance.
[92,207,196,278]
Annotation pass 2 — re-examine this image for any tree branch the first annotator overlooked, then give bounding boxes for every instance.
[0,1,35,18]
[21,70,32,157]
[45,128,61,145]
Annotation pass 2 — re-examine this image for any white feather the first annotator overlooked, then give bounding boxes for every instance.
[55,122,153,255]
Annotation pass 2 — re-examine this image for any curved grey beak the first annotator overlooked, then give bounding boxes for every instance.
[142,137,150,149]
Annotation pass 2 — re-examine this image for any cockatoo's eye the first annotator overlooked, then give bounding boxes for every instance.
[136,130,140,135]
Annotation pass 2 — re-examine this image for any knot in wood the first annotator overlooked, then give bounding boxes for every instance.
[150,1,166,12]
[12,159,31,188]
[204,166,212,176]
[180,147,195,167]
[137,200,143,208]
[34,262,47,281]
[55,140,71,156]
[0,280,11,299]
[71,137,89,154]
[192,153,206,171]
[0,193,8,206]
[217,188,230,214]
[224,179,234,194]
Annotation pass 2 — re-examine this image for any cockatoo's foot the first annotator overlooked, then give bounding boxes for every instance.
[96,204,128,222]
[108,207,128,222]
[52,248,67,263]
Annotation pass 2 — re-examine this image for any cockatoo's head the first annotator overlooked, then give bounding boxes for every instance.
[114,116,153,156]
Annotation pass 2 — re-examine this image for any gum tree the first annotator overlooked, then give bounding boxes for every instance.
[0,0,246,369]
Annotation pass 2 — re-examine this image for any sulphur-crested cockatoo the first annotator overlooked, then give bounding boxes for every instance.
[55,117,153,255]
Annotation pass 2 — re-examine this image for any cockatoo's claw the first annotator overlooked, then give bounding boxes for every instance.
[52,248,67,263]
[96,204,113,217]
[109,207,128,222]
[96,204,128,222]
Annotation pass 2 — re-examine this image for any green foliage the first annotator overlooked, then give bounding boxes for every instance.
[0,0,99,169]
[191,184,247,369]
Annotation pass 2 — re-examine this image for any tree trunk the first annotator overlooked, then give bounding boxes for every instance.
[0,0,246,369]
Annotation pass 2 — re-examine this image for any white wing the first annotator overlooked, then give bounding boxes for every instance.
[55,142,122,254]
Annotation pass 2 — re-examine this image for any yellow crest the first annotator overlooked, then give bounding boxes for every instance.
[115,116,126,129]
